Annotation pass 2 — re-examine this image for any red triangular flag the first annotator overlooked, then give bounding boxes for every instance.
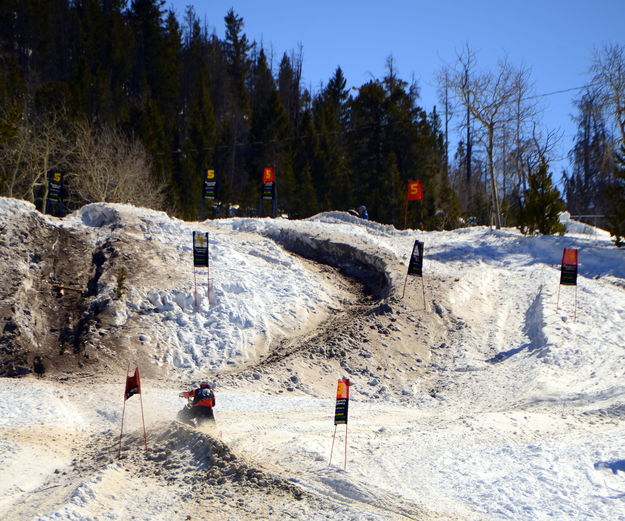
[124,368,141,400]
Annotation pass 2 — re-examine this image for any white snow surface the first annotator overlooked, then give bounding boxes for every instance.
[1,199,625,520]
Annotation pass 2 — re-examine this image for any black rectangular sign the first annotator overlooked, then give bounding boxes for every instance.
[560,248,578,286]
[203,169,217,200]
[47,171,64,201]
[407,240,424,277]
[262,181,275,201]
[193,231,209,267]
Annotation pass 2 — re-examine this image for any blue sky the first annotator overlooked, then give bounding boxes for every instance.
[167,0,624,178]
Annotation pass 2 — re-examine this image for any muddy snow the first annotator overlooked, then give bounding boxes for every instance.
[1,198,625,520]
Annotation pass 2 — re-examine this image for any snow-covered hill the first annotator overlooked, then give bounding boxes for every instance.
[1,197,625,520]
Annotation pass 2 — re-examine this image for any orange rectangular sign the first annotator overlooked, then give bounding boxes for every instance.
[407,180,423,201]
[336,378,350,399]
[561,248,578,266]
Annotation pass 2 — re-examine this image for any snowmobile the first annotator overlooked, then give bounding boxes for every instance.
[177,394,215,427]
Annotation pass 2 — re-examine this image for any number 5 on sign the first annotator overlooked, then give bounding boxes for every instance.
[407,180,423,200]
[263,167,275,182]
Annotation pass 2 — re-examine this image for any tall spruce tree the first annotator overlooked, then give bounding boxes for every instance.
[312,66,351,210]
[564,90,614,216]
[517,159,565,235]
[606,144,625,246]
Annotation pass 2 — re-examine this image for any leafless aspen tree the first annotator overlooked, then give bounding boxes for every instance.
[442,45,539,228]
[72,121,165,209]
[591,43,625,146]
[0,107,74,205]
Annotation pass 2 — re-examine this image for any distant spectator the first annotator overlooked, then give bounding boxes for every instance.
[33,356,45,378]
[348,205,369,219]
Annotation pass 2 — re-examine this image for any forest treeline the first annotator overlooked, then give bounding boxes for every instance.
[0,1,623,241]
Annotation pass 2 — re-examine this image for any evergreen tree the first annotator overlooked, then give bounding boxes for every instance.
[312,66,351,210]
[277,51,302,130]
[564,90,614,216]
[517,159,565,235]
[221,9,252,205]
[606,144,625,246]
[223,8,252,114]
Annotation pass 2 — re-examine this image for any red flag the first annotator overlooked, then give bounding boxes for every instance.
[124,368,141,400]
[262,167,275,183]
[407,180,423,201]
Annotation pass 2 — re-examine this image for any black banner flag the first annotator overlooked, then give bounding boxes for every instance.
[47,171,64,201]
[203,169,217,200]
[560,248,578,286]
[193,232,209,267]
[334,378,350,425]
[262,167,275,201]
[407,240,424,277]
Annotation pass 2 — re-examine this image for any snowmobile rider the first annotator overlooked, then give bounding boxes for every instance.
[180,382,216,422]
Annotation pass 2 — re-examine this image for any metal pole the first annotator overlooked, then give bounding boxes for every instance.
[421,277,426,311]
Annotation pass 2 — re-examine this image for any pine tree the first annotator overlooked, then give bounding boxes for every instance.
[517,159,565,235]
[313,66,350,210]
[606,144,625,246]
[564,90,614,216]
[223,8,252,114]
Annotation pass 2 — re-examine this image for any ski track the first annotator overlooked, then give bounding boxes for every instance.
[1,201,625,520]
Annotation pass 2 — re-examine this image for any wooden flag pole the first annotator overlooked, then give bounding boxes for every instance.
[402,273,409,299]
[343,424,348,470]
[139,387,148,452]
[403,198,408,229]
[118,362,130,458]
[328,425,338,466]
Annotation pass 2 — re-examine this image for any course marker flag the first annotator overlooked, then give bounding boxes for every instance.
[404,180,423,228]
[329,378,350,469]
[118,365,148,457]
[192,232,210,308]
[402,240,426,308]
[557,247,579,321]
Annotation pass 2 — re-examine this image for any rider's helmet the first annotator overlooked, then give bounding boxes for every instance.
[199,382,211,389]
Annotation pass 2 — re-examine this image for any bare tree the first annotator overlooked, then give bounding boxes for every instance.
[443,45,539,228]
[0,106,74,207]
[72,121,165,209]
[591,43,625,146]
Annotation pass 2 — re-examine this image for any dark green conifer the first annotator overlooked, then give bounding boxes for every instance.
[606,145,625,246]
[517,159,565,235]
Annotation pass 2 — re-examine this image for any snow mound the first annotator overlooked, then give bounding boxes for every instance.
[78,203,122,227]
